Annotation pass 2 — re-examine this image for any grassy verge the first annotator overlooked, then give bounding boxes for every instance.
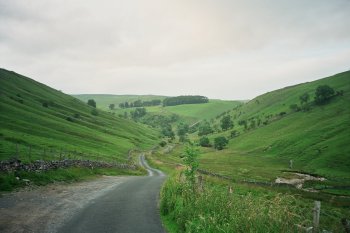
[160,172,349,233]
[0,166,146,192]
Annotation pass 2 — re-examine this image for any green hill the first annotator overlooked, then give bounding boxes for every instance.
[198,71,350,182]
[0,69,159,163]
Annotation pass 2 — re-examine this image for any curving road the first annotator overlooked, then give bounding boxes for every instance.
[57,154,166,233]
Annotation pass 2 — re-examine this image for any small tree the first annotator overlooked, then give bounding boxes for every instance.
[299,93,310,105]
[177,122,189,137]
[289,104,300,112]
[214,136,228,150]
[314,85,335,104]
[198,121,213,136]
[91,108,98,116]
[109,104,115,110]
[220,115,233,131]
[87,99,96,108]
[230,130,239,138]
[199,136,211,147]
[182,145,199,187]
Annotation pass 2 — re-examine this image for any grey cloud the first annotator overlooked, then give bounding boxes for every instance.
[0,0,349,99]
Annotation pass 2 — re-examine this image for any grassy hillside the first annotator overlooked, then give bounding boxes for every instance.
[148,100,241,123]
[73,94,167,110]
[196,71,350,185]
[75,94,241,123]
[0,69,159,163]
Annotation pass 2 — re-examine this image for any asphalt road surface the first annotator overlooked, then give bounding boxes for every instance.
[57,154,166,233]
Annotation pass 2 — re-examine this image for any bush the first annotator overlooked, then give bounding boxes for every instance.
[199,136,211,147]
[66,116,74,122]
[91,108,99,116]
[214,136,228,150]
[74,113,80,118]
[314,85,335,104]
[159,141,167,147]
[87,99,96,108]
[42,102,49,108]
[289,104,300,112]
[230,130,239,138]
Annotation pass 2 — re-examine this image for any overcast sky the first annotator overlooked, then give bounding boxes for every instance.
[0,0,349,100]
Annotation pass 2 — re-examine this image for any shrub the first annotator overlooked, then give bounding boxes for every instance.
[87,99,96,108]
[42,102,49,108]
[91,108,99,116]
[74,113,80,118]
[230,130,239,138]
[279,111,286,116]
[289,104,300,112]
[214,136,228,150]
[314,85,335,104]
[199,136,211,147]
[66,116,74,122]
[159,141,167,147]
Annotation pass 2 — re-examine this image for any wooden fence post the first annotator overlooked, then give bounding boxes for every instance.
[312,201,321,233]
[342,218,350,233]
[28,145,32,161]
[15,143,19,159]
[198,175,203,192]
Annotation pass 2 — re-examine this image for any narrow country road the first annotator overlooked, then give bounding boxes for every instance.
[57,154,166,233]
[0,154,166,233]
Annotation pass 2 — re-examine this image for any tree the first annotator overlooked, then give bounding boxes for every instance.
[289,104,300,112]
[91,108,98,116]
[119,103,125,108]
[161,124,175,139]
[220,115,233,131]
[131,107,147,119]
[177,122,189,137]
[87,99,96,108]
[198,121,213,136]
[230,130,239,138]
[314,85,335,104]
[199,136,211,147]
[299,93,310,105]
[238,120,247,130]
[109,104,115,110]
[182,145,199,187]
[214,136,228,150]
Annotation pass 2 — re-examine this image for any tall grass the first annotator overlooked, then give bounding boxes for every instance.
[161,173,310,233]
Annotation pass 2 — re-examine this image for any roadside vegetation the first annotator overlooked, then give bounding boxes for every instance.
[147,71,350,232]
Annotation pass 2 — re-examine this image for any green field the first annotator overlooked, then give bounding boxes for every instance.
[0,69,159,163]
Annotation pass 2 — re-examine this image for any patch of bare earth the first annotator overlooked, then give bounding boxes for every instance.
[0,176,129,233]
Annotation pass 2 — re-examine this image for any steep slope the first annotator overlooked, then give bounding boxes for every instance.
[201,71,350,180]
[0,69,159,162]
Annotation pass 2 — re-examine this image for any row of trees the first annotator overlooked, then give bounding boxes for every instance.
[118,99,161,109]
[163,95,209,106]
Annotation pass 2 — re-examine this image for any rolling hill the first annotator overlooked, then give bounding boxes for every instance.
[74,94,242,124]
[0,69,159,163]
[198,71,350,181]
